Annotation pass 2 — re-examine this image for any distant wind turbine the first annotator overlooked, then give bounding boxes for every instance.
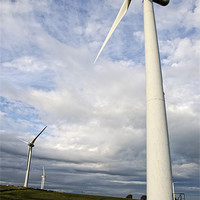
[21,126,47,188]
[41,166,46,190]
[94,0,173,200]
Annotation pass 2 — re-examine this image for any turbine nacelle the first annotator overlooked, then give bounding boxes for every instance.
[94,0,170,64]
[153,0,169,6]
[19,126,47,147]
[28,143,34,148]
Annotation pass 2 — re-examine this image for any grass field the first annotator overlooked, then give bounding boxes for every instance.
[0,185,138,200]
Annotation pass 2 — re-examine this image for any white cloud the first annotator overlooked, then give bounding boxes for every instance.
[0,0,199,198]
[2,56,48,72]
[155,0,200,31]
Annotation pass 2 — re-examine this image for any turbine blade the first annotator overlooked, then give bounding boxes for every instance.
[17,137,29,145]
[31,126,47,144]
[94,0,131,63]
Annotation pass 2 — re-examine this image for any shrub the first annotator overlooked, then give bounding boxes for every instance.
[126,194,132,199]
[140,195,147,200]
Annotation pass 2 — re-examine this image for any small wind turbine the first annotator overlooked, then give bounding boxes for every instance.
[41,166,46,190]
[94,0,173,200]
[22,126,47,188]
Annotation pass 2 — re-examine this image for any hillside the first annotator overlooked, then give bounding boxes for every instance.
[0,185,138,200]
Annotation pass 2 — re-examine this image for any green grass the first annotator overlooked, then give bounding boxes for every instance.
[0,185,138,200]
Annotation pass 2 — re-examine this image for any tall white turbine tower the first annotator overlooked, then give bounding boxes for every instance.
[94,0,173,200]
[23,126,47,188]
[41,166,46,190]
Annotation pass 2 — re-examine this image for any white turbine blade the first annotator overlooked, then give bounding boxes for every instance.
[94,0,131,63]
[31,126,47,144]
[17,137,29,145]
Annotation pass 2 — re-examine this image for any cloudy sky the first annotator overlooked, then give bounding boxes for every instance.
[0,0,199,199]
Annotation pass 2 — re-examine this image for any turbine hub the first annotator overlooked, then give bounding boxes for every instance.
[28,143,34,147]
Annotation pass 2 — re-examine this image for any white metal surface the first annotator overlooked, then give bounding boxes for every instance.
[144,0,172,199]
[24,147,32,187]
[41,166,46,190]
[94,0,173,198]
[23,126,47,188]
[94,0,131,63]
[172,181,175,200]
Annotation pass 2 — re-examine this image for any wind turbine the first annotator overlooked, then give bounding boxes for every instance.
[22,126,47,188]
[41,166,46,190]
[94,0,173,200]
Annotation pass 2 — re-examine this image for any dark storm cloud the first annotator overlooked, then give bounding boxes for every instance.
[0,0,199,199]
